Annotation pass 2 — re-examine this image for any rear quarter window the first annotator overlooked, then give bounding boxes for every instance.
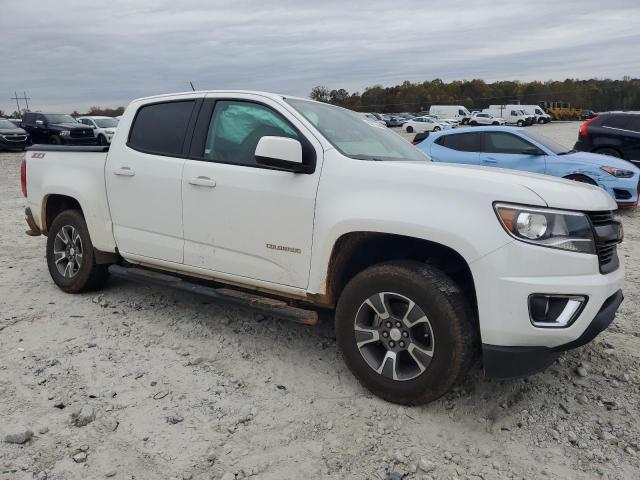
[128,100,195,156]
[436,133,481,152]
[602,116,630,129]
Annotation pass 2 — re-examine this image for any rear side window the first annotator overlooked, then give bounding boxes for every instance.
[602,116,630,130]
[627,116,640,133]
[128,100,195,156]
[437,133,481,152]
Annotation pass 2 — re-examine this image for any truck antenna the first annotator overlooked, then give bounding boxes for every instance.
[189,81,196,92]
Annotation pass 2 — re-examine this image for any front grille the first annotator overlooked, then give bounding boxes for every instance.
[71,129,93,138]
[586,210,620,274]
[2,134,27,142]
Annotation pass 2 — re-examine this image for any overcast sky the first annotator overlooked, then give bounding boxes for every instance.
[1,0,639,114]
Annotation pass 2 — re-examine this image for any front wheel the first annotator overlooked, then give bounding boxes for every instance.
[97,134,107,146]
[492,121,499,125]
[433,126,441,132]
[469,120,477,126]
[564,174,597,186]
[405,126,414,133]
[517,120,524,127]
[49,135,62,145]
[46,209,109,293]
[335,261,477,405]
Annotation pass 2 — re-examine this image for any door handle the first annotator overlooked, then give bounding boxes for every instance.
[113,167,135,176]
[188,176,217,188]
[483,157,498,163]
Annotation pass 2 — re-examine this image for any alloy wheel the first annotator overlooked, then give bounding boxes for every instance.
[53,225,84,278]
[354,292,435,381]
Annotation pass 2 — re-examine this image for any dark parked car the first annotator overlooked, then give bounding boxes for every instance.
[574,112,640,167]
[0,118,30,150]
[580,110,597,120]
[21,112,96,145]
[384,115,405,127]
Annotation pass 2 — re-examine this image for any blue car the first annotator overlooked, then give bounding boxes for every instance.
[417,126,640,208]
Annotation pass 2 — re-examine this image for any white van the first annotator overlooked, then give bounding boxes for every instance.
[490,105,551,124]
[483,107,530,126]
[429,105,472,125]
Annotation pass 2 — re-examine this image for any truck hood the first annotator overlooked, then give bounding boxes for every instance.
[561,151,640,172]
[391,161,617,211]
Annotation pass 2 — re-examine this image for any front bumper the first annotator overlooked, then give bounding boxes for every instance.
[483,289,623,378]
[61,136,97,146]
[0,136,29,150]
[471,237,624,377]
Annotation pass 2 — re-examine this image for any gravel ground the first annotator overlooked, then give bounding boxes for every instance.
[1,122,639,480]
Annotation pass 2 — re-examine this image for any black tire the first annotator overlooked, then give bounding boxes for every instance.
[595,147,622,158]
[564,174,597,186]
[46,209,109,293]
[538,118,545,124]
[97,134,107,146]
[406,126,414,133]
[49,135,62,145]
[469,120,477,126]
[433,126,441,132]
[492,121,499,125]
[461,119,468,125]
[517,120,524,127]
[335,261,478,405]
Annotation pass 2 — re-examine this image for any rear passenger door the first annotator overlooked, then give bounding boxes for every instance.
[181,94,322,288]
[105,96,200,263]
[480,132,546,174]
[429,132,481,164]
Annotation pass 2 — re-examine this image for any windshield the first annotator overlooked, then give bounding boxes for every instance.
[286,99,429,162]
[521,130,571,154]
[0,119,17,128]
[44,114,77,124]
[94,118,119,128]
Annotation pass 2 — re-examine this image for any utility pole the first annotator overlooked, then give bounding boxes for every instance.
[23,91,31,111]
[11,92,21,116]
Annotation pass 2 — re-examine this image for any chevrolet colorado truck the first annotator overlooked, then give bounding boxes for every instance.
[22,91,625,405]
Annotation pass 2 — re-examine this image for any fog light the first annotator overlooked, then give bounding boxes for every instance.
[528,294,587,328]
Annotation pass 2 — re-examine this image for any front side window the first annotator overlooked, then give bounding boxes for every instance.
[203,100,298,166]
[286,98,429,162]
[128,100,195,156]
[484,133,536,154]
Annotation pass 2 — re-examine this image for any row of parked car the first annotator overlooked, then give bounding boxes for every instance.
[409,111,640,208]
[0,113,119,150]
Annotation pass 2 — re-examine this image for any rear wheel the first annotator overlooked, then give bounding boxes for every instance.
[406,126,414,133]
[335,261,477,405]
[46,210,109,293]
[517,120,524,127]
[49,135,62,145]
[469,120,477,126]
[433,126,441,132]
[492,121,499,125]
[97,134,107,146]
[595,147,622,158]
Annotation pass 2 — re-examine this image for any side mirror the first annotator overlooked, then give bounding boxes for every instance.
[35,120,44,126]
[522,147,543,155]
[255,136,306,172]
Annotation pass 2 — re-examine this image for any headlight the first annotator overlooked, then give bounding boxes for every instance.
[601,166,634,178]
[494,203,595,254]
[59,130,71,137]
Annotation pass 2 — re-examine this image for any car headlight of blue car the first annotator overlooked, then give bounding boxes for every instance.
[600,166,635,178]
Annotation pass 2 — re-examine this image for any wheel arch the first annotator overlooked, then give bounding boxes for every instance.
[318,232,478,324]
[594,145,624,159]
[42,194,84,235]
[563,173,598,185]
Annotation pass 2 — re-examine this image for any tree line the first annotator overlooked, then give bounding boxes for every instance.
[309,77,640,113]
[1,105,125,119]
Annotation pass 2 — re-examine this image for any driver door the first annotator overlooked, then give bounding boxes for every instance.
[480,132,546,174]
[181,94,322,288]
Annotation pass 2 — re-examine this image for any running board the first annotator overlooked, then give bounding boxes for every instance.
[108,265,319,326]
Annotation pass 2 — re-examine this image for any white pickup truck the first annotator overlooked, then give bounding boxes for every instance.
[22,90,625,405]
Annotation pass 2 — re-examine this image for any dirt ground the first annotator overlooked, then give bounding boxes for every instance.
[1,122,639,480]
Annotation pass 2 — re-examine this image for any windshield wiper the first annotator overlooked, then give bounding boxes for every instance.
[558,149,577,155]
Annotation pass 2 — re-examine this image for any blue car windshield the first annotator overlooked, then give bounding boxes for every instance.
[521,130,572,155]
[286,98,430,162]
